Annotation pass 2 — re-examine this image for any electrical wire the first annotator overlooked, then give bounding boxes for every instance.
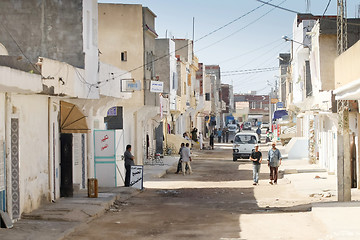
[0,20,43,76]
[323,0,332,16]
[96,0,276,86]
[196,0,288,53]
[255,0,299,14]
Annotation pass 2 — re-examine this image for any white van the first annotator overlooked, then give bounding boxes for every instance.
[232,132,259,161]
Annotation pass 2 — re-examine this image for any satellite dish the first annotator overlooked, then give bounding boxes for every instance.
[0,42,9,55]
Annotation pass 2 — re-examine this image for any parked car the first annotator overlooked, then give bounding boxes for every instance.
[242,122,252,131]
[232,132,259,161]
[227,124,238,132]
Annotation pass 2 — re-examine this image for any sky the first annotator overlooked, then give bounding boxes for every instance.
[98,0,360,95]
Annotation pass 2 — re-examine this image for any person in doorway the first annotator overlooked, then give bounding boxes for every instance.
[250,144,262,185]
[181,143,193,175]
[175,143,185,174]
[217,128,222,143]
[256,126,261,142]
[124,144,135,187]
[268,141,282,185]
[198,132,203,150]
[209,132,215,150]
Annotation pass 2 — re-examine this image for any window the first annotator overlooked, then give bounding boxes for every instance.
[251,102,256,109]
[205,93,210,101]
[121,51,127,61]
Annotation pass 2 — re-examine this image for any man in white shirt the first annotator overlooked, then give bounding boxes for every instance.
[181,143,193,175]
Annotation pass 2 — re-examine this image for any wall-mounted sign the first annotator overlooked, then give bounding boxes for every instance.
[121,79,141,92]
[150,81,163,93]
[94,130,115,158]
[276,102,284,109]
[271,98,279,104]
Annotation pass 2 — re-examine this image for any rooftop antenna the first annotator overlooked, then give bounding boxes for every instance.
[305,0,311,12]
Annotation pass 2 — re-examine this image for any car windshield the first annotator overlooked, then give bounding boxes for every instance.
[234,135,257,144]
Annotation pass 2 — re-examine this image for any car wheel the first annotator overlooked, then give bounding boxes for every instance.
[233,157,237,162]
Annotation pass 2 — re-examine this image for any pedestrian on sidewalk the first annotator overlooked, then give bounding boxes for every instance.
[198,132,203,150]
[222,128,226,143]
[175,143,185,174]
[124,144,135,187]
[181,143,193,175]
[217,128,222,143]
[210,132,214,150]
[267,141,282,185]
[225,128,229,143]
[250,144,262,185]
[256,126,261,141]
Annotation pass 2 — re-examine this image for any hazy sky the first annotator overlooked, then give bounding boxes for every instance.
[98,0,359,94]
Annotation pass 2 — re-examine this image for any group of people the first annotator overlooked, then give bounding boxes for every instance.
[175,143,193,175]
[250,142,282,185]
[183,128,204,150]
[123,138,282,188]
[214,127,230,143]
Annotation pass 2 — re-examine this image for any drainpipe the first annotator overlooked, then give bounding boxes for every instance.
[4,93,11,218]
[47,97,52,201]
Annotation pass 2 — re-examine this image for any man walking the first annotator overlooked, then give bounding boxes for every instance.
[250,144,262,185]
[268,141,282,185]
[198,132,203,150]
[124,144,135,187]
[256,126,261,142]
[209,132,214,150]
[217,128,222,143]
[175,143,185,174]
[181,143,193,175]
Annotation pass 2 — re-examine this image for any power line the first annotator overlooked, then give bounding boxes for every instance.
[256,0,299,14]
[97,0,276,86]
[221,67,278,74]
[196,0,288,53]
[323,0,332,16]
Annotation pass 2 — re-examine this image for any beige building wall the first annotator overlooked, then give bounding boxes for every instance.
[319,35,337,91]
[335,40,360,89]
[98,3,144,108]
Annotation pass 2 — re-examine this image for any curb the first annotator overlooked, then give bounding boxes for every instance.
[58,190,142,240]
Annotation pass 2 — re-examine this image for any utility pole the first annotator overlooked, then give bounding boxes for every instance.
[337,0,351,202]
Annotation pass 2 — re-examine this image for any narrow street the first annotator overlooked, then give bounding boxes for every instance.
[64,143,327,240]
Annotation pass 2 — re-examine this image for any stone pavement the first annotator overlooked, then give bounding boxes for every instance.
[281,157,360,240]
[0,156,178,240]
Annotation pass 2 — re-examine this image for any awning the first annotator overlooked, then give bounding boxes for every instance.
[273,110,288,120]
[334,78,360,100]
[60,101,89,133]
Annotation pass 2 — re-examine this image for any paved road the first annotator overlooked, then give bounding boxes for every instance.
[64,143,327,240]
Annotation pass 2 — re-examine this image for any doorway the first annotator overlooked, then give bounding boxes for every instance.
[60,133,73,197]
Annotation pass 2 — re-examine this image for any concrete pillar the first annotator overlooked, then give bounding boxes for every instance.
[357,113,360,190]
[337,108,351,201]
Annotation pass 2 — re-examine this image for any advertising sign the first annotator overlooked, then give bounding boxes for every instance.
[130,166,143,190]
[121,79,141,92]
[276,102,284,109]
[271,98,279,104]
[94,130,115,158]
[150,81,164,93]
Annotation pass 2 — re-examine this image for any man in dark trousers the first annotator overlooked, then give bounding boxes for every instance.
[124,144,135,187]
[268,141,282,185]
[209,132,214,150]
[250,144,262,185]
[175,143,185,174]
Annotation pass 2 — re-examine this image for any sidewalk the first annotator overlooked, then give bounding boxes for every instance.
[0,156,178,240]
[281,157,360,239]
